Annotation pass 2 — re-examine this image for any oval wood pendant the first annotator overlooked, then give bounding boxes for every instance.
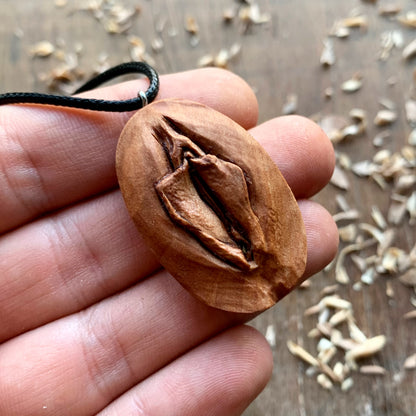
[116,99,307,313]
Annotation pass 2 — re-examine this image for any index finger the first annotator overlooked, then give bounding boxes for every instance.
[0,68,258,234]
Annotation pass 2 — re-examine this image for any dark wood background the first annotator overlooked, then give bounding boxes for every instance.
[1,1,415,415]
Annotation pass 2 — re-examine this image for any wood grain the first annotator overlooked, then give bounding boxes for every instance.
[116,98,306,312]
[0,1,414,415]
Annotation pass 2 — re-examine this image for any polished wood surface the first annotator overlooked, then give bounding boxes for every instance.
[1,1,415,415]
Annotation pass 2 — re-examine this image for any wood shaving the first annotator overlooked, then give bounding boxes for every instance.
[78,0,139,34]
[360,365,387,375]
[345,335,387,369]
[338,15,368,30]
[374,109,397,126]
[320,38,336,67]
[282,94,298,115]
[403,310,416,319]
[407,192,416,224]
[373,130,391,147]
[317,373,333,390]
[351,254,367,272]
[361,267,377,285]
[323,296,352,310]
[54,0,68,7]
[184,14,199,35]
[398,268,416,287]
[378,4,402,16]
[287,340,319,367]
[238,3,271,27]
[197,43,241,69]
[341,77,363,93]
[403,353,416,370]
[320,284,339,296]
[403,39,416,60]
[348,320,368,343]
[29,40,55,57]
[408,129,416,146]
[290,287,390,390]
[319,115,348,143]
[329,309,351,327]
[222,7,236,23]
[330,165,350,190]
[341,377,354,391]
[406,99,416,125]
[319,345,337,365]
[333,209,360,222]
[151,37,164,53]
[338,224,358,243]
[379,30,404,61]
[335,194,351,212]
[388,199,407,225]
[299,279,311,289]
[265,324,276,347]
[397,11,416,28]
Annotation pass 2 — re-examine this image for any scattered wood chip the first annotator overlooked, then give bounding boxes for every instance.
[222,7,236,23]
[388,198,407,225]
[399,269,416,287]
[282,94,298,115]
[330,165,350,190]
[340,15,368,29]
[361,267,377,285]
[359,365,387,375]
[397,11,416,28]
[341,377,354,391]
[345,335,387,369]
[29,40,55,57]
[333,209,360,222]
[320,38,336,66]
[348,320,368,343]
[379,30,404,60]
[287,340,319,367]
[323,296,352,310]
[265,324,276,347]
[403,39,416,60]
[317,373,333,390]
[54,0,68,7]
[339,224,358,243]
[403,310,416,319]
[341,76,363,93]
[371,206,387,229]
[408,129,416,145]
[407,192,416,224]
[403,353,416,370]
[406,99,416,125]
[184,14,199,35]
[379,4,402,16]
[320,285,340,297]
[374,109,397,126]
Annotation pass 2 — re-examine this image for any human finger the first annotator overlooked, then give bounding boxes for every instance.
[0,202,337,415]
[0,68,258,234]
[250,115,335,198]
[98,326,272,416]
[0,115,335,342]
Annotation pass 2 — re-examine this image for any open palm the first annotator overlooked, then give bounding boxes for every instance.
[0,68,338,415]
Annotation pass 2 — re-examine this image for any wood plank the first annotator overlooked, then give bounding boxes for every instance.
[0,1,414,415]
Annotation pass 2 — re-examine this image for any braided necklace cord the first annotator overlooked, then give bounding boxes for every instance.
[0,61,159,112]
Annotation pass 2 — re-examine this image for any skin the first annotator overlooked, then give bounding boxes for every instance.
[0,68,338,416]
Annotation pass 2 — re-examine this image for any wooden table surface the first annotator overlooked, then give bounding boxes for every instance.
[1,1,415,415]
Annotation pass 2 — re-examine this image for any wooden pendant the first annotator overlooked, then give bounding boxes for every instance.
[116,99,307,313]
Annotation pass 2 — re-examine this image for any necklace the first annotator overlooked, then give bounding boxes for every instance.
[0,62,306,313]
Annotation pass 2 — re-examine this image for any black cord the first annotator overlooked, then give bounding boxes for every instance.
[0,61,159,112]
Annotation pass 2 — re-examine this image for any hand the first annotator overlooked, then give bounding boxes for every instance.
[0,68,338,415]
